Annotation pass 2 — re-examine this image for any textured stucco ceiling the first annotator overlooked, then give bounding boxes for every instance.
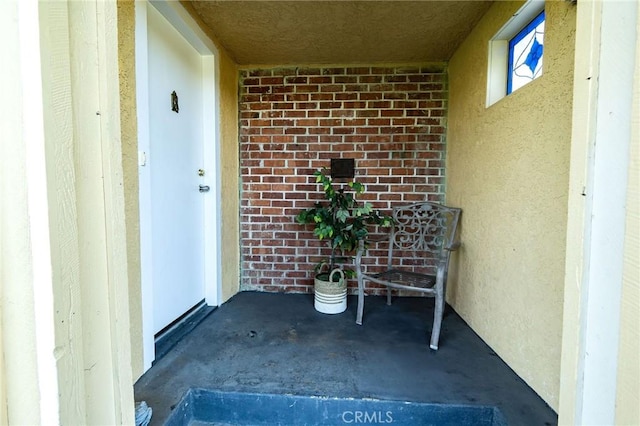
[185,1,494,65]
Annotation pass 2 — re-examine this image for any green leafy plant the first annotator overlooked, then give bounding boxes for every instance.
[296,168,394,280]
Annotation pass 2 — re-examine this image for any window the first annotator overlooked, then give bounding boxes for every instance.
[508,11,545,94]
[486,0,545,106]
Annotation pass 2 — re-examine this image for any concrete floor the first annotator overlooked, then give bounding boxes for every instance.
[134,292,557,425]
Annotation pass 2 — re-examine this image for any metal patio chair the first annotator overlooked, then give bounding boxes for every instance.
[355,201,462,350]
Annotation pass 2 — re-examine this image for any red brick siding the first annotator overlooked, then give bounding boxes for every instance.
[239,66,448,294]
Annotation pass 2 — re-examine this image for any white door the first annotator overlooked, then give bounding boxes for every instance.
[147,5,206,333]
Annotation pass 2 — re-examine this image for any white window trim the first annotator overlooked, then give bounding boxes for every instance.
[486,0,545,107]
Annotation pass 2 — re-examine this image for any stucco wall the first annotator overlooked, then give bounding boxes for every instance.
[117,0,144,381]
[217,50,241,303]
[446,0,576,409]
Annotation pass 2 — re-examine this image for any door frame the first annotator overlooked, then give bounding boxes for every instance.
[135,0,222,371]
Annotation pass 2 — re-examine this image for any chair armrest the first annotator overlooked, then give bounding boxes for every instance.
[356,234,391,254]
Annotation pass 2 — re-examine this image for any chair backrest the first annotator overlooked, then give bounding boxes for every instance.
[387,202,462,272]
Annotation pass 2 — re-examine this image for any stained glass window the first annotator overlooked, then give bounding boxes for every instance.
[507,10,545,94]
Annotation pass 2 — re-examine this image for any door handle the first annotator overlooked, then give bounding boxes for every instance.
[199,185,210,193]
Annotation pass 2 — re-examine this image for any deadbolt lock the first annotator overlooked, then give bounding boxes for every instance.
[198,169,205,177]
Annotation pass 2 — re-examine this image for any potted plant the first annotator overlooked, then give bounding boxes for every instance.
[296,168,393,314]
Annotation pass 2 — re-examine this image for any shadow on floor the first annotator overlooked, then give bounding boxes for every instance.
[134,292,557,425]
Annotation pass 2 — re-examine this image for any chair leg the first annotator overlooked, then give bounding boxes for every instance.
[430,292,444,350]
[356,275,364,325]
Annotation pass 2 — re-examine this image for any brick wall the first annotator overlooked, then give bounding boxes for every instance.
[239,65,448,294]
